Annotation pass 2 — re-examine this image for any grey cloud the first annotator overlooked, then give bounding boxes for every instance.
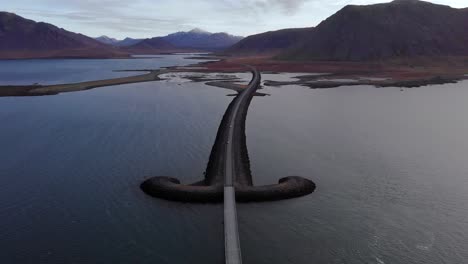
[255,0,309,14]
[14,1,195,37]
[209,0,310,16]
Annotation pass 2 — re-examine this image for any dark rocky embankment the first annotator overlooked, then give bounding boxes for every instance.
[141,68,316,203]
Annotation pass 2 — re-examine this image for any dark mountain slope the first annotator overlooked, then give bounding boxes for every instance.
[279,0,468,61]
[123,37,181,54]
[115,37,143,47]
[224,27,314,56]
[0,12,127,59]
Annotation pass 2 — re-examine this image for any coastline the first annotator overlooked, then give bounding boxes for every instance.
[0,70,165,97]
[1,55,468,98]
[197,56,468,88]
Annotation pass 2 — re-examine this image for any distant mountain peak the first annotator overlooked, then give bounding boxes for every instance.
[96,35,117,40]
[94,35,119,45]
[189,28,210,34]
[162,28,243,50]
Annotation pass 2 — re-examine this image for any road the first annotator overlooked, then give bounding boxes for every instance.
[224,66,261,264]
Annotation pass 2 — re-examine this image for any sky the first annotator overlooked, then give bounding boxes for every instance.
[3,0,467,39]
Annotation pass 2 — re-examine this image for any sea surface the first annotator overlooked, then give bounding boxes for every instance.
[1,56,468,263]
[0,54,211,85]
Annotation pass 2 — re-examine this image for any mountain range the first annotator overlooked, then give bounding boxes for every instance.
[0,12,243,59]
[122,37,180,54]
[95,28,243,52]
[0,12,127,59]
[114,37,143,47]
[227,0,468,61]
[163,28,243,50]
[2,0,468,61]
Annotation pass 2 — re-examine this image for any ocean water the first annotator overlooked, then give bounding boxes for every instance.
[0,54,209,85]
[0,55,228,263]
[1,55,468,263]
[242,82,468,264]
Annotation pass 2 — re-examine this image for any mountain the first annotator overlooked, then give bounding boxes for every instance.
[279,0,468,61]
[224,27,314,56]
[95,36,144,47]
[162,28,243,50]
[95,28,241,52]
[95,35,119,45]
[98,28,242,52]
[123,37,180,54]
[115,37,143,47]
[0,12,127,59]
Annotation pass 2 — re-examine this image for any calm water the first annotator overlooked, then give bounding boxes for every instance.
[0,54,209,85]
[1,56,468,264]
[243,83,468,264]
[0,56,228,263]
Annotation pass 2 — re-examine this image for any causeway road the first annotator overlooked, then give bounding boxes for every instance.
[224,66,261,264]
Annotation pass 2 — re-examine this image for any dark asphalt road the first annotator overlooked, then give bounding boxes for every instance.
[224,66,261,264]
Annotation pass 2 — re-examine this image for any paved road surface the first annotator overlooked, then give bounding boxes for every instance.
[224,66,261,264]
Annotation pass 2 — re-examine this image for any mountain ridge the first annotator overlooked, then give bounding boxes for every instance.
[162,29,243,50]
[225,0,468,61]
[122,36,184,54]
[224,27,314,56]
[279,0,468,61]
[0,12,128,59]
[95,35,119,45]
[98,28,242,51]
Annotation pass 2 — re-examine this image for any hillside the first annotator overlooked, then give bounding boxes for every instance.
[224,27,314,56]
[163,28,243,50]
[279,0,468,61]
[123,37,181,54]
[0,12,127,59]
[115,37,143,47]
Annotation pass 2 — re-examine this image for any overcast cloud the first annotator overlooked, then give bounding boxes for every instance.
[3,0,466,39]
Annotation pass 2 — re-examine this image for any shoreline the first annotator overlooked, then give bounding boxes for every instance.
[0,70,166,97]
[196,55,468,87]
[1,55,468,97]
[0,51,212,61]
[263,74,465,89]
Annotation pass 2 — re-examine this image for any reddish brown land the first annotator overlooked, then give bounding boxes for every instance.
[1,55,468,98]
[171,55,468,89]
[196,56,468,80]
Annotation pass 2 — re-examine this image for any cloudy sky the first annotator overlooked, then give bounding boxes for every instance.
[3,0,467,39]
